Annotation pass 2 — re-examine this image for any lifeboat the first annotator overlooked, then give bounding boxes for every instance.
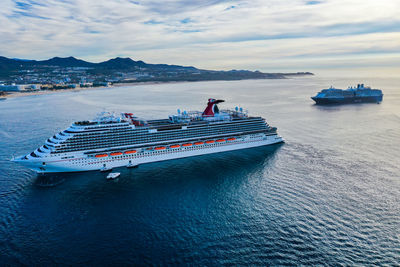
[155,146,166,150]
[182,143,192,147]
[124,150,137,154]
[95,153,108,158]
[216,139,226,143]
[227,138,236,141]
[146,147,153,150]
[194,142,204,145]
[110,152,123,156]
[170,144,180,148]
[205,140,215,144]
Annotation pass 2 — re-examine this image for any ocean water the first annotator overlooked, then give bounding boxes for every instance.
[0,77,399,265]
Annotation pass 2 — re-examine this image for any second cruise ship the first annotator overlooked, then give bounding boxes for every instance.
[13,99,284,173]
[311,84,383,104]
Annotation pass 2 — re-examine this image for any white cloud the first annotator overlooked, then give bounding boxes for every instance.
[0,0,399,74]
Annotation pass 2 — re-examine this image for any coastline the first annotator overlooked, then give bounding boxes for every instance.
[2,75,313,99]
[3,81,169,99]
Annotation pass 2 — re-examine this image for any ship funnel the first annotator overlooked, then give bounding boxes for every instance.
[202,98,225,117]
[177,109,181,114]
[235,107,239,111]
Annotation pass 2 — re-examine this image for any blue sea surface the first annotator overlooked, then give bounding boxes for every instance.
[0,77,399,265]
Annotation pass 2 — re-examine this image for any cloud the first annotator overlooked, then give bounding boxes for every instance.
[0,0,399,75]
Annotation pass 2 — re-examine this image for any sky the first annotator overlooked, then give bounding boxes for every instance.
[0,0,399,76]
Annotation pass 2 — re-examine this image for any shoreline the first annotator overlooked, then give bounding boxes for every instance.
[2,81,172,99]
[2,75,313,99]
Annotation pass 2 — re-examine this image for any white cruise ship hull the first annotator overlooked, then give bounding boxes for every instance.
[14,134,283,173]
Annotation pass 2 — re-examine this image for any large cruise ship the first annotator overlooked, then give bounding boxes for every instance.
[13,99,284,173]
[311,84,383,105]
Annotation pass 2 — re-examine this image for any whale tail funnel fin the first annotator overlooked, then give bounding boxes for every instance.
[202,98,225,117]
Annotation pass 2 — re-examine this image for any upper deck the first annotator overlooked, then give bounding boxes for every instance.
[71,99,251,132]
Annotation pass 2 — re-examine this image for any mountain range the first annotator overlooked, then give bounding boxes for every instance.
[0,56,197,71]
[0,56,313,83]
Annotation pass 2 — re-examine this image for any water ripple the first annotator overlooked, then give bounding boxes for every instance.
[1,78,400,265]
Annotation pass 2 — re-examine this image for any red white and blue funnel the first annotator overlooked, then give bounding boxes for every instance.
[202,98,225,117]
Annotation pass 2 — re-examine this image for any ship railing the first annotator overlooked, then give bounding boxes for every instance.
[169,108,248,124]
[74,121,97,126]
[83,129,269,155]
[91,111,126,124]
[169,111,203,123]
[220,109,248,118]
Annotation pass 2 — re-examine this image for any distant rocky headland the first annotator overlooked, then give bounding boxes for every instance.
[0,56,313,88]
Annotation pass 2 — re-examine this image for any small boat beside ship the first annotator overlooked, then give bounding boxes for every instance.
[107,172,120,180]
[311,84,383,105]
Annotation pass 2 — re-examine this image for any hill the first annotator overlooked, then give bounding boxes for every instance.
[0,56,313,84]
